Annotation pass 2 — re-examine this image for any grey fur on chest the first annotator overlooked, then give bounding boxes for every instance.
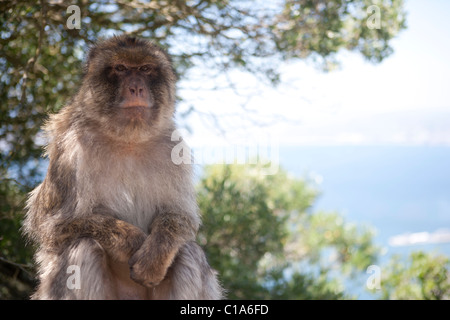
[77,155,166,231]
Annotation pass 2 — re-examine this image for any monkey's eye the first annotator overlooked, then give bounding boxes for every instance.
[139,65,153,73]
[114,64,127,72]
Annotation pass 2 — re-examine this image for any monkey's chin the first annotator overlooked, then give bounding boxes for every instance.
[111,106,152,134]
[119,106,151,120]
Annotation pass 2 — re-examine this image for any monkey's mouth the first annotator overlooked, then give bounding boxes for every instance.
[121,103,151,109]
[120,97,152,109]
[117,102,152,124]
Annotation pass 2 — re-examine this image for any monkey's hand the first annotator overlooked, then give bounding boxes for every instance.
[128,235,180,288]
[104,219,148,263]
[128,211,197,287]
[60,215,147,263]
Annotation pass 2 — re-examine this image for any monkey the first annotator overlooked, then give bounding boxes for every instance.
[23,35,223,300]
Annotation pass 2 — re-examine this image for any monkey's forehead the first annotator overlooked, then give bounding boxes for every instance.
[88,36,171,66]
[108,48,166,66]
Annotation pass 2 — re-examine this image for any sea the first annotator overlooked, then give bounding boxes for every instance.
[278,146,450,298]
[278,146,450,257]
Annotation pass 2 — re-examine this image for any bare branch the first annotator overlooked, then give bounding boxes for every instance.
[20,0,46,105]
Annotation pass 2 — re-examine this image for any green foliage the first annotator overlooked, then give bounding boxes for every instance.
[0,179,36,299]
[379,251,450,300]
[0,180,29,262]
[197,164,379,299]
[276,0,406,69]
[300,212,379,274]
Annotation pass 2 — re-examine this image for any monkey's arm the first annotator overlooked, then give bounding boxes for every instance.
[128,209,198,287]
[26,181,145,264]
[57,214,147,263]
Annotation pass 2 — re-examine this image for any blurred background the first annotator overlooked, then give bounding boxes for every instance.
[1,0,449,299]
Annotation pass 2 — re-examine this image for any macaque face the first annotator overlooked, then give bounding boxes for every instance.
[82,36,176,140]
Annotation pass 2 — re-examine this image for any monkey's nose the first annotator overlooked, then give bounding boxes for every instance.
[129,86,144,97]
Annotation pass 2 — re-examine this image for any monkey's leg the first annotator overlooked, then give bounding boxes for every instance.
[33,238,117,300]
[150,241,223,300]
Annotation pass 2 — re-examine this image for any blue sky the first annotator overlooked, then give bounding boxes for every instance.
[179,0,450,147]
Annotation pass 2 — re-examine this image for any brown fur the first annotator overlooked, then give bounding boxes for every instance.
[23,35,223,300]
